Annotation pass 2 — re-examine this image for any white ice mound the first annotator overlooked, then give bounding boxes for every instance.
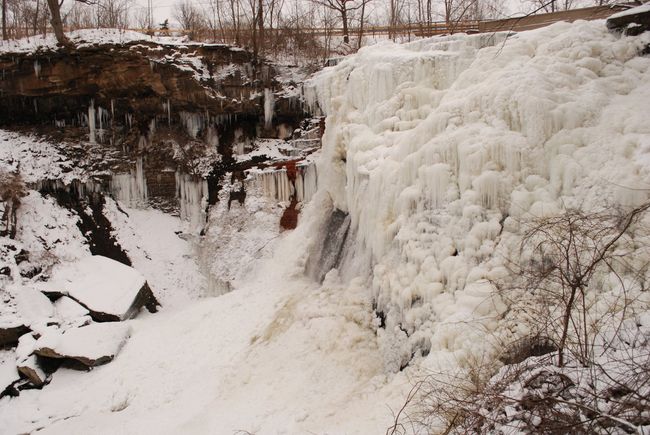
[34,322,130,367]
[305,21,650,370]
[43,255,151,321]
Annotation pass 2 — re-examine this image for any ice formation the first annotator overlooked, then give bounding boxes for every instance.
[87,100,96,144]
[294,162,318,203]
[176,172,209,232]
[251,162,318,203]
[306,21,650,370]
[110,157,148,206]
[254,168,293,202]
[263,88,274,129]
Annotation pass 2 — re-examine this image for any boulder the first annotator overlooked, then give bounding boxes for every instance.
[34,322,130,368]
[42,255,159,322]
[607,4,650,35]
[0,323,30,347]
[15,287,55,328]
[15,334,47,387]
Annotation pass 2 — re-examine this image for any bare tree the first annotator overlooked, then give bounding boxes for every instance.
[309,0,365,44]
[204,0,226,42]
[45,0,101,45]
[173,0,204,38]
[96,0,132,29]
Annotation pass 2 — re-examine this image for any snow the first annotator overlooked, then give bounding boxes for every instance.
[16,191,90,264]
[0,224,404,434]
[14,288,54,328]
[0,130,84,184]
[0,351,18,391]
[608,3,650,20]
[42,256,146,320]
[54,297,91,328]
[0,29,173,54]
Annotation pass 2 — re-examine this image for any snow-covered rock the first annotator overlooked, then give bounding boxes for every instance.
[42,255,158,322]
[14,288,54,328]
[34,322,131,367]
[607,3,650,35]
[16,334,46,387]
[53,296,91,328]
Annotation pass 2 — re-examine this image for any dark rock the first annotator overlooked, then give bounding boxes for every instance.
[0,324,30,347]
[17,358,47,387]
[13,249,29,264]
[607,4,650,36]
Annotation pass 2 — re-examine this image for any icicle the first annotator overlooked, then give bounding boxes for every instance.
[110,157,148,207]
[294,163,318,202]
[263,88,274,129]
[167,99,171,127]
[33,60,41,78]
[252,168,294,202]
[176,172,209,232]
[180,111,205,139]
[88,99,96,144]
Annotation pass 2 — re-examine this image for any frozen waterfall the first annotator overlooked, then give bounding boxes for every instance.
[305,21,650,371]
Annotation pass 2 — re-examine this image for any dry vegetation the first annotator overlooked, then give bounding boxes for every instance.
[389,203,650,434]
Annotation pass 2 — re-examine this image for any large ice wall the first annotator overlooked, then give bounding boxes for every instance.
[305,21,650,370]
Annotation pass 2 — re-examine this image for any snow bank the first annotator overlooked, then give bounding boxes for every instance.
[0,29,171,54]
[306,21,650,369]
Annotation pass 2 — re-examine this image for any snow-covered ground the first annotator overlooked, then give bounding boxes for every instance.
[2,17,650,435]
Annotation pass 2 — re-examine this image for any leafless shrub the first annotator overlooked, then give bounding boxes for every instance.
[504,203,650,367]
[390,203,650,434]
[0,170,26,239]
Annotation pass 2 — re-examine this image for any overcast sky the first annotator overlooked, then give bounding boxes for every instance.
[131,0,556,29]
[133,0,175,26]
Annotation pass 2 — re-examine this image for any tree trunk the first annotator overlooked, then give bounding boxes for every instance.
[257,0,264,55]
[558,286,577,367]
[46,0,72,46]
[33,0,40,36]
[341,5,348,44]
[2,0,7,40]
[357,0,366,49]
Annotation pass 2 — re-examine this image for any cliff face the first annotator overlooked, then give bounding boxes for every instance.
[0,39,298,126]
[0,33,317,229]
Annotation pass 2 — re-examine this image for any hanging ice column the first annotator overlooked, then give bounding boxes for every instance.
[252,162,318,203]
[110,157,148,207]
[88,99,96,144]
[294,163,318,203]
[176,173,209,232]
[255,169,293,202]
[264,88,274,129]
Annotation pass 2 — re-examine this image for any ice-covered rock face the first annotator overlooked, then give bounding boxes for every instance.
[306,21,650,370]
